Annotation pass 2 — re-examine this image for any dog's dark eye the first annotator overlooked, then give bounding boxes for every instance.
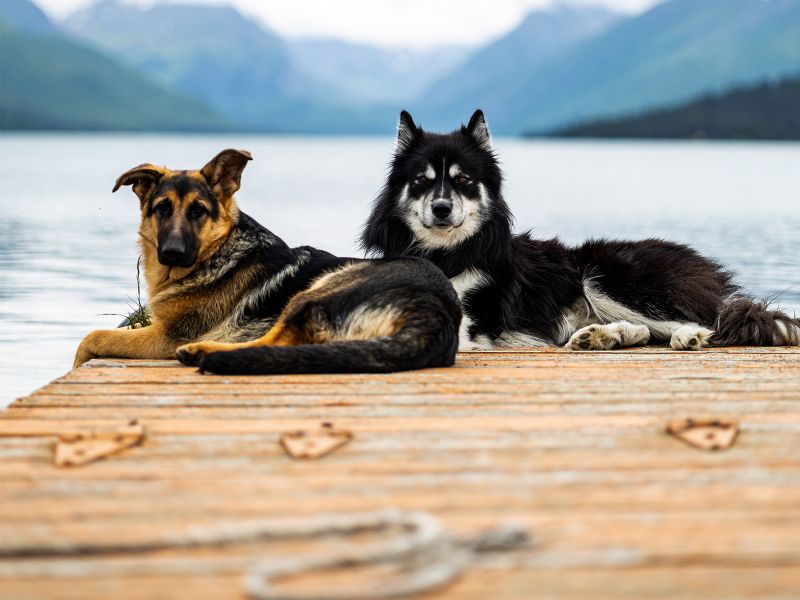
[189,203,207,219]
[155,201,171,217]
[454,175,471,186]
[413,175,428,185]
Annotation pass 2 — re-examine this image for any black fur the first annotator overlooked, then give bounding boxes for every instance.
[714,298,798,346]
[201,291,458,375]
[184,212,461,374]
[146,173,220,219]
[361,110,799,349]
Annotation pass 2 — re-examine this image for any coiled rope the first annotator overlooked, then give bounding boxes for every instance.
[3,508,529,599]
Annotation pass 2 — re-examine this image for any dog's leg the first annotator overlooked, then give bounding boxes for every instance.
[176,320,300,366]
[73,323,175,367]
[669,324,714,350]
[567,321,650,351]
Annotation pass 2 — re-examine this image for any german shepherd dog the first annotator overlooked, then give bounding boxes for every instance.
[73,149,461,374]
[360,110,800,351]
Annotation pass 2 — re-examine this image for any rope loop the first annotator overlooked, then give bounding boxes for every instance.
[244,509,528,600]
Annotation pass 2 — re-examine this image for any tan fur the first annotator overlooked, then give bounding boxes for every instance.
[75,260,265,367]
[73,322,175,366]
[174,320,301,361]
[138,173,238,291]
[74,150,253,367]
[304,262,370,295]
[112,163,170,203]
[75,149,407,369]
[337,305,406,341]
[173,262,403,361]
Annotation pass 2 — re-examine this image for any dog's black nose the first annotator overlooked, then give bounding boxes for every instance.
[160,240,186,260]
[159,239,191,266]
[431,200,452,219]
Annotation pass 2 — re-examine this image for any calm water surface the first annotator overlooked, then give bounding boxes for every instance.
[1,135,799,406]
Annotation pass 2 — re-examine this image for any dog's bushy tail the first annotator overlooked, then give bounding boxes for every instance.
[198,324,459,375]
[712,297,800,346]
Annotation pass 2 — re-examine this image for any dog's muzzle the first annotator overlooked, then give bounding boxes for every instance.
[430,199,454,228]
[158,237,196,268]
[431,200,452,219]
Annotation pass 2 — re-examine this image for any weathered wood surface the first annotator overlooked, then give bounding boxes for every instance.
[2,347,800,599]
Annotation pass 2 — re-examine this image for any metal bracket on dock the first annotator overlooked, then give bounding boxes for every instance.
[54,420,146,467]
[279,422,353,460]
[666,418,739,451]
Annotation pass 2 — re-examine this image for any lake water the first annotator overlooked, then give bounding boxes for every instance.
[1,134,799,406]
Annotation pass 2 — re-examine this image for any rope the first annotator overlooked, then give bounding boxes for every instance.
[244,510,528,600]
[3,509,528,599]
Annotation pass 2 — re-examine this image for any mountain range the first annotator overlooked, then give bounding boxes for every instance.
[408,4,621,130]
[547,76,800,140]
[2,0,800,135]
[0,0,227,130]
[60,0,467,132]
[409,0,800,133]
[287,39,468,105]
[0,0,53,33]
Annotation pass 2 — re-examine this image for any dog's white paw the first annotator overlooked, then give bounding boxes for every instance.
[670,325,713,350]
[567,324,614,350]
[567,321,650,351]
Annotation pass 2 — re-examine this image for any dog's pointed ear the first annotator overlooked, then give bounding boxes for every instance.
[113,164,167,203]
[201,149,252,200]
[396,110,418,153]
[466,109,492,152]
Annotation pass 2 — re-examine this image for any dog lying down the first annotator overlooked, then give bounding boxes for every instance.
[361,110,800,352]
[73,149,461,375]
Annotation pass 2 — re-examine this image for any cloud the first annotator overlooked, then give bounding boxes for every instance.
[34,0,661,47]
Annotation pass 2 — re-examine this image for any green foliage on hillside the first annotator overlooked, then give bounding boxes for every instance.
[546,77,800,140]
[0,21,229,131]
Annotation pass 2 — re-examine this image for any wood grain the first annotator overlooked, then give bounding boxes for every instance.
[1,347,799,598]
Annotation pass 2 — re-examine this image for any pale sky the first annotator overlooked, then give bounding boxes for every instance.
[34,0,662,47]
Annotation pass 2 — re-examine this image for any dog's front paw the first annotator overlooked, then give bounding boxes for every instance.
[73,346,95,368]
[567,322,649,351]
[175,343,209,366]
[567,325,618,351]
[73,331,101,367]
[670,325,713,350]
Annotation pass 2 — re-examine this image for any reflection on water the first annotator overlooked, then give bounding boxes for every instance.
[1,135,799,406]
[0,218,137,404]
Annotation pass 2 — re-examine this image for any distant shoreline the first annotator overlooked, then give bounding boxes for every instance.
[538,77,800,142]
[3,130,800,144]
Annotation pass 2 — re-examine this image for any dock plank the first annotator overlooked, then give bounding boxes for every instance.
[1,347,799,599]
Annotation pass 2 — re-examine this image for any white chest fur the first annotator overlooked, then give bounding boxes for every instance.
[450,269,493,350]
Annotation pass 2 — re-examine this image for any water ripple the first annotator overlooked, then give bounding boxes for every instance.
[1,135,798,405]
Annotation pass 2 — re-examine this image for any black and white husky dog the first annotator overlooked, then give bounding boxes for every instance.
[361,110,800,351]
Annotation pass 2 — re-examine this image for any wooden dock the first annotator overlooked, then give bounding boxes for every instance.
[2,348,800,599]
